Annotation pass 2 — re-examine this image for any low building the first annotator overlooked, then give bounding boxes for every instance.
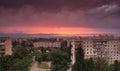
[34,41,61,48]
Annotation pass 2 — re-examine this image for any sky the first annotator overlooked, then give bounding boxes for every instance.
[0,0,120,36]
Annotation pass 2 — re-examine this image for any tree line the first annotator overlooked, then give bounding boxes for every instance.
[0,47,32,71]
[34,47,71,71]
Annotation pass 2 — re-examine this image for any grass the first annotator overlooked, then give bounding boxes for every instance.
[38,62,50,69]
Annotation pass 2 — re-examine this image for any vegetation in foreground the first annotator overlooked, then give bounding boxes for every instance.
[0,47,32,71]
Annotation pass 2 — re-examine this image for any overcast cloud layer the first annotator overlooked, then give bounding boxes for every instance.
[0,0,120,35]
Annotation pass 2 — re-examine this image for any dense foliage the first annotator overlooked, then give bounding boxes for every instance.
[0,47,32,71]
[34,47,71,71]
[72,44,85,71]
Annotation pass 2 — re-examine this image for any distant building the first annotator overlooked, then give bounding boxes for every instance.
[34,41,61,48]
[0,38,12,56]
[12,38,28,43]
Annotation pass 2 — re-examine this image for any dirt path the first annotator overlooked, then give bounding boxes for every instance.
[30,61,50,71]
[30,61,42,71]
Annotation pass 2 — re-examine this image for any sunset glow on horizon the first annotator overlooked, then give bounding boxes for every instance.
[0,27,98,35]
[0,26,117,36]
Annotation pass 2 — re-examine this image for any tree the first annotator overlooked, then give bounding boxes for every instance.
[61,46,71,62]
[51,50,69,71]
[94,57,109,71]
[72,44,85,71]
[113,60,120,71]
[13,46,30,59]
[12,40,17,48]
[41,47,47,53]
[84,58,95,71]
[0,55,13,71]
[35,53,43,63]
[10,57,32,71]
[21,41,26,47]
[35,53,52,63]
[61,41,67,48]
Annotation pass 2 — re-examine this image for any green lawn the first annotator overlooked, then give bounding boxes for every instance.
[38,62,50,69]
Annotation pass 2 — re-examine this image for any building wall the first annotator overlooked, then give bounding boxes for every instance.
[5,39,12,55]
[106,40,120,64]
[0,38,12,56]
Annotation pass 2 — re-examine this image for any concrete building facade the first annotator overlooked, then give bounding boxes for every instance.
[69,35,120,64]
[0,38,12,56]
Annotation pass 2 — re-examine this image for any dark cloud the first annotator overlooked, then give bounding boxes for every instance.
[0,0,120,13]
[0,0,120,11]
[87,4,120,18]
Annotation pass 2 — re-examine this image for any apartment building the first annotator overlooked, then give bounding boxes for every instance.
[70,35,120,64]
[0,38,12,56]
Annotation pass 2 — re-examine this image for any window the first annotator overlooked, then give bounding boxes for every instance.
[87,52,89,54]
[90,52,92,54]
[1,49,5,51]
